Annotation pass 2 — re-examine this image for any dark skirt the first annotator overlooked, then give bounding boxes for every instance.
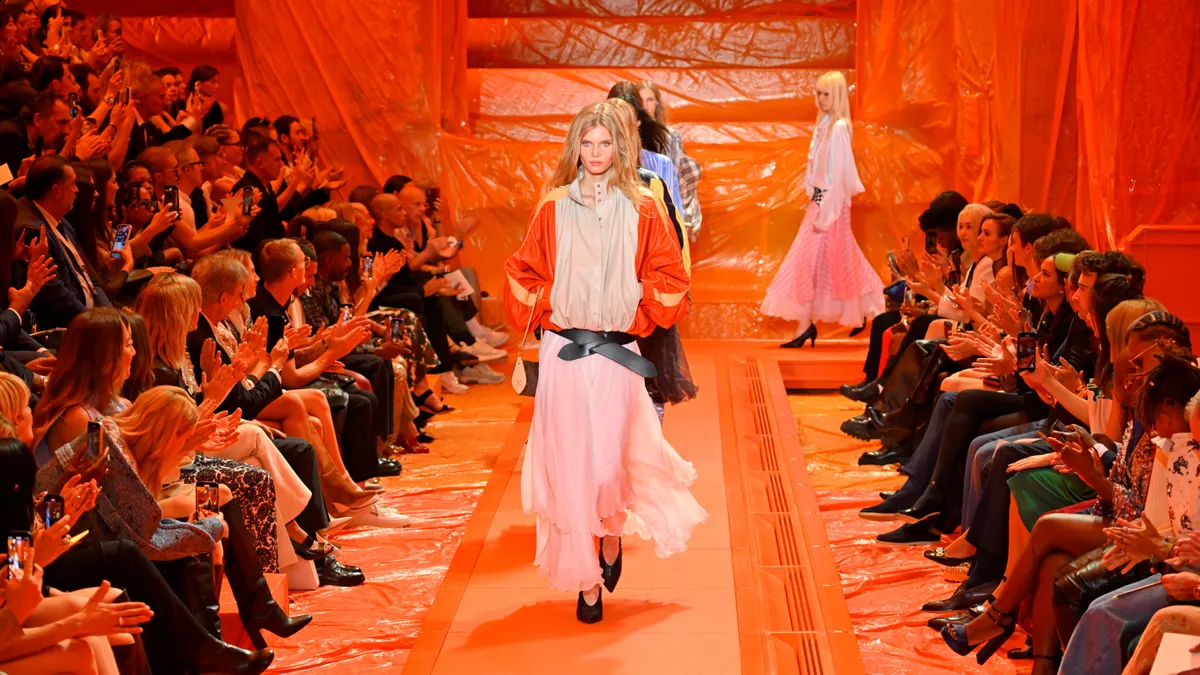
[637,325,698,406]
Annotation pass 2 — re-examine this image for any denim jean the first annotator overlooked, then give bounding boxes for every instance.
[893,391,959,500]
[1058,574,1164,675]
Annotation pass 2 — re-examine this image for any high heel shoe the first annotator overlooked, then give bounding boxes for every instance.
[190,638,274,675]
[290,535,333,561]
[599,537,623,593]
[848,321,867,337]
[576,588,603,624]
[414,390,454,415]
[940,589,1014,665]
[781,325,818,349]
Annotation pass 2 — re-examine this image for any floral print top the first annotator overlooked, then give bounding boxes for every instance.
[1099,421,1154,521]
[1161,433,1200,537]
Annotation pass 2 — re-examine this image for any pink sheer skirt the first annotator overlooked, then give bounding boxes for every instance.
[522,331,709,593]
[760,199,885,330]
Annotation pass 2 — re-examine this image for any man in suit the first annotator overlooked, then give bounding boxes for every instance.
[230,137,329,253]
[15,156,110,330]
[126,68,197,162]
[0,93,71,178]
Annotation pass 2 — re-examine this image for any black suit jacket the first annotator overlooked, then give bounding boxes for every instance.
[186,316,281,420]
[229,170,329,252]
[0,120,31,178]
[15,198,111,330]
[128,119,191,163]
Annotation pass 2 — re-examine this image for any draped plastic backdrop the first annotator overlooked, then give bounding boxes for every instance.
[75,0,1200,340]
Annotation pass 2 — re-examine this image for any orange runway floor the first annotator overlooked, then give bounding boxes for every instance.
[263,342,1031,674]
[789,392,1030,674]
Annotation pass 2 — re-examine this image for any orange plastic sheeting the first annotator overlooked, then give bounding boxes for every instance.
[442,121,942,339]
[790,393,1028,675]
[467,17,856,69]
[268,381,522,673]
[233,0,449,190]
[1077,0,1200,249]
[471,119,811,145]
[470,67,834,124]
[120,17,236,66]
[69,0,233,17]
[467,0,853,18]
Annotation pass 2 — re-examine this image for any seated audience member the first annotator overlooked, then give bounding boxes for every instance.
[185,65,223,131]
[0,91,68,179]
[230,137,328,253]
[15,156,110,330]
[125,62,199,163]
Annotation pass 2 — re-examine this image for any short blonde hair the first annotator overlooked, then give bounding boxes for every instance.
[0,373,30,426]
[301,206,337,222]
[958,203,994,234]
[191,253,248,304]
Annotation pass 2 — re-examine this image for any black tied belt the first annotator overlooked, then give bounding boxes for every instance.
[553,329,658,379]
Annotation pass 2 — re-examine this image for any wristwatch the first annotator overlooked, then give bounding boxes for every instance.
[104,95,116,105]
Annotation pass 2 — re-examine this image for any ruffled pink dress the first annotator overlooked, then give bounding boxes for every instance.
[520,177,708,593]
[760,115,884,330]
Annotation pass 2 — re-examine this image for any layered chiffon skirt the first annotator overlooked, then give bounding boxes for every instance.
[522,331,708,593]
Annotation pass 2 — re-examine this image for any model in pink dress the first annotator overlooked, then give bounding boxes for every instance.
[504,103,708,624]
[760,71,884,347]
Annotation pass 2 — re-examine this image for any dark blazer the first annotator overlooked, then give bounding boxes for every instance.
[127,118,191,163]
[0,119,31,178]
[15,197,111,330]
[185,316,281,420]
[0,307,46,353]
[229,170,329,252]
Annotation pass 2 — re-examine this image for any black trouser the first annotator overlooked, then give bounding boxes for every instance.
[272,436,330,534]
[863,310,902,379]
[967,440,1050,560]
[440,295,477,346]
[342,353,394,440]
[927,389,1037,530]
[43,540,214,675]
[341,387,380,482]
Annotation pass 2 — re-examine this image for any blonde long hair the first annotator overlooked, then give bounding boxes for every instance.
[136,273,203,369]
[604,98,642,157]
[1107,298,1166,356]
[816,71,852,127]
[638,80,670,126]
[113,386,199,496]
[546,103,643,204]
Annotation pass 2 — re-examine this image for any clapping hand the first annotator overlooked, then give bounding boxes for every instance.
[200,358,247,408]
[1103,513,1166,573]
[1168,532,1200,568]
[977,336,1018,378]
[72,581,154,638]
[32,512,74,567]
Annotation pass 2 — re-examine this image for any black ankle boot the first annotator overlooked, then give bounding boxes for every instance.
[840,376,883,403]
[221,502,313,650]
[190,638,274,675]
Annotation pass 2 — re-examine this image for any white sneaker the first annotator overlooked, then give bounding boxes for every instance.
[439,371,469,394]
[481,328,509,348]
[460,364,505,385]
[460,341,507,363]
[346,502,410,529]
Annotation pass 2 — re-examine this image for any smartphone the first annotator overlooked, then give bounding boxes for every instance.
[924,231,939,255]
[34,134,44,158]
[195,481,220,517]
[360,254,373,280]
[339,305,352,323]
[163,185,180,213]
[425,187,440,207]
[266,315,285,352]
[887,251,904,278]
[68,92,79,119]
[39,494,64,529]
[120,85,130,105]
[110,224,131,259]
[390,317,403,342]
[7,531,30,579]
[1017,331,1038,373]
[86,420,102,457]
[241,189,253,216]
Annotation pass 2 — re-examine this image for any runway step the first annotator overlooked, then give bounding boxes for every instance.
[467,17,855,69]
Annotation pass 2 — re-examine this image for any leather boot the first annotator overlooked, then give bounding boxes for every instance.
[879,346,951,431]
[190,637,274,675]
[221,501,313,650]
[178,554,222,640]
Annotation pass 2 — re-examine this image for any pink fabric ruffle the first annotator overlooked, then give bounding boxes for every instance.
[522,331,709,593]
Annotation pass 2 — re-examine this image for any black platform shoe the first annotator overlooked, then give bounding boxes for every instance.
[599,537,623,593]
[577,589,603,624]
[781,325,817,348]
